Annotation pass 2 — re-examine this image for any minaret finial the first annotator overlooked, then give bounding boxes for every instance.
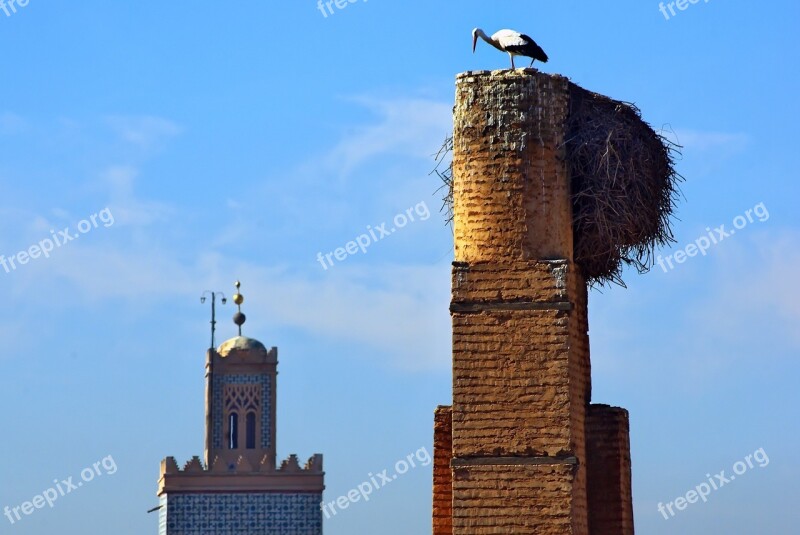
[232,280,246,336]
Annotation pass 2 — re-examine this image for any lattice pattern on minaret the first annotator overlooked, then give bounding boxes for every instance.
[224,384,261,412]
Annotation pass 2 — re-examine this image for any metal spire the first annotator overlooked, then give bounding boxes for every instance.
[200,290,227,349]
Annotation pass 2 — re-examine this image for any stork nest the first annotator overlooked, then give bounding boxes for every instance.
[433,84,683,287]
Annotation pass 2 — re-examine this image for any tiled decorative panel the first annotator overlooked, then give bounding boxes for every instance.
[161,493,322,535]
[159,496,168,535]
[212,374,271,450]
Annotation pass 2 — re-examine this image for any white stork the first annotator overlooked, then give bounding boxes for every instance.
[472,28,549,69]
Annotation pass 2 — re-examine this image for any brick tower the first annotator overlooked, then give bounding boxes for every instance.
[432,70,634,535]
[157,283,324,535]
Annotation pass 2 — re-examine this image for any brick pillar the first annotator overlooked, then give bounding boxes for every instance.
[433,406,453,535]
[449,70,591,534]
[586,405,634,535]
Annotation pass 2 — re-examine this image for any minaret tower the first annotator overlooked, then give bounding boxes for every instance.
[203,281,278,471]
[157,281,325,535]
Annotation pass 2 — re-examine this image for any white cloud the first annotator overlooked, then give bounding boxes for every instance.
[12,243,196,302]
[105,115,182,149]
[206,95,453,251]
[322,97,451,175]
[0,112,28,135]
[587,228,800,391]
[100,165,174,227]
[1,98,453,372]
[671,129,749,152]
[4,243,452,371]
[247,263,452,371]
[689,230,800,347]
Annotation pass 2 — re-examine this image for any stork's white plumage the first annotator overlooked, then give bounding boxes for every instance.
[472,28,549,69]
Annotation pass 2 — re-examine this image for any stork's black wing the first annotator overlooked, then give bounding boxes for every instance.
[508,34,549,63]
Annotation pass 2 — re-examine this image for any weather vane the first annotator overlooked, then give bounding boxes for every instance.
[232,281,246,336]
[200,289,227,349]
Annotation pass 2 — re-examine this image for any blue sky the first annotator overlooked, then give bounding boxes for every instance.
[0,1,798,533]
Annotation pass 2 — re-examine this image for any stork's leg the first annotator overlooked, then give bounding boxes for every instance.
[530,58,535,67]
[509,54,515,69]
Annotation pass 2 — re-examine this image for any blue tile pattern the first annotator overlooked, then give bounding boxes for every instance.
[212,374,271,450]
[161,493,322,535]
[159,496,167,535]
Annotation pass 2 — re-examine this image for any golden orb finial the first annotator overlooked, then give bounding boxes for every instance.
[232,280,246,335]
[233,280,244,305]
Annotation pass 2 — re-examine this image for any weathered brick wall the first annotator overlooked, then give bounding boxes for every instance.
[450,263,590,534]
[448,69,590,535]
[451,71,573,264]
[586,405,634,535]
[433,406,453,535]
[451,464,578,533]
[569,267,592,532]
[451,262,586,457]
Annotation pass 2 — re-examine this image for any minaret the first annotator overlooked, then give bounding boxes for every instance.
[203,281,278,471]
[158,281,325,535]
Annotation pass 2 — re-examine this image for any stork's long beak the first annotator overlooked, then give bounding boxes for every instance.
[472,34,478,53]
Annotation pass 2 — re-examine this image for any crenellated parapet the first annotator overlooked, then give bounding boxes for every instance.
[158,453,324,495]
[161,453,323,476]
